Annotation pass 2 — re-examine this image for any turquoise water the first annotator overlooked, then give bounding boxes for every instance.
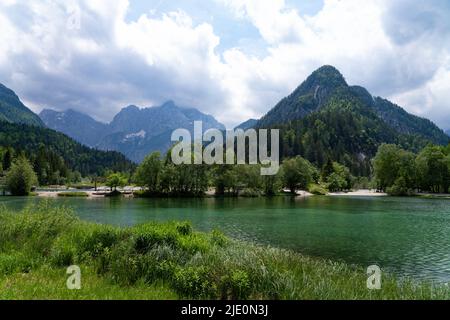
[1,195,450,283]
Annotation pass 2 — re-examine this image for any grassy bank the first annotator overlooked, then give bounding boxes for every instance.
[0,203,448,300]
[57,192,89,198]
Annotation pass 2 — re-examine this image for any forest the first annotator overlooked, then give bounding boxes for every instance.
[2,140,449,197]
[0,121,135,182]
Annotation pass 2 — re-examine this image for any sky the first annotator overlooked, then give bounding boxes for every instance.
[0,0,450,130]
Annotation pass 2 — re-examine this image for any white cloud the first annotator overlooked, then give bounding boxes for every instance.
[0,0,450,129]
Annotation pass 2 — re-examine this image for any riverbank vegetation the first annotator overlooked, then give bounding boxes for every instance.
[0,204,448,300]
[57,192,89,198]
[373,144,450,196]
[2,142,450,198]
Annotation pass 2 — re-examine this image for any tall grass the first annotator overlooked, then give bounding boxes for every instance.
[0,202,448,300]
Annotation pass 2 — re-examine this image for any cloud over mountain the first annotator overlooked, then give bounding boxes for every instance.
[0,0,449,129]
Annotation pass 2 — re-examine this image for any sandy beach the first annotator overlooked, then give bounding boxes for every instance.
[328,189,387,197]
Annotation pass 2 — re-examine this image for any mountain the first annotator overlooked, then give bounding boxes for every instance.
[0,83,134,176]
[258,66,448,145]
[41,101,225,162]
[256,65,449,175]
[234,119,258,131]
[257,66,348,128]
[0,122,134,176]
[39,109,108,147]
[0,84,44,127]
[446,129,450,137]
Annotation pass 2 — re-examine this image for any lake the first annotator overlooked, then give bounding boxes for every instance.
[1,195,449,283]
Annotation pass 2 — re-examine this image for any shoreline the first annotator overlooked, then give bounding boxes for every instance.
[328,189,388,197]
[31,189,450,200]
[34,188,385,199]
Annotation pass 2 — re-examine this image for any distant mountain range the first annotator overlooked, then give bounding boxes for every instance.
[234,119,258,131]
[446,129,450,137]
[40,101,225,162]
[0,85,134,175]
[2,65,449,175]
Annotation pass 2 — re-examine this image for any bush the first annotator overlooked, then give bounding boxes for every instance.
[211,229,228,247]
[176,222,192,236]
[5,157,38,196]
[387,177,414,196]
[240,188,262,198]
[133,224,180,254]
[173,266,212,298]
[308,184,328,195]
[57,192,89,197]
[221,270,251,299]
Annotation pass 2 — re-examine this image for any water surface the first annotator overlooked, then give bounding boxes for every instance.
[1,196,449,283]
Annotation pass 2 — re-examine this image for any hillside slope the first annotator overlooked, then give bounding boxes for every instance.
[0,121,135,176]
[0,84,44,127]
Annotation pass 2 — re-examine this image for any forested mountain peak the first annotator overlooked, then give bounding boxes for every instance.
[256,65,448,145]
[303,65,348,89]
[257,65,348,127]
[254,65,449,175]
[0,83,44,127]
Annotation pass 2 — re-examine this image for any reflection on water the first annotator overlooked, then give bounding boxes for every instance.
[1,195,450,283]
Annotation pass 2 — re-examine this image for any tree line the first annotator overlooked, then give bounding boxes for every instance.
[373,143,450,195]
[2,142,450,197]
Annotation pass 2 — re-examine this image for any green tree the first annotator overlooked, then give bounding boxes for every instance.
[327,172,347,192]
[325,162,353,192]
[2,149,12,172]
[133,152,163,193]
[415,145,447,193]
[372,144,416,192]
[281,156,317,194]
[6,157,38,196]
[106,173,127,191]
[262,172,281,196]
[212,164,234,195]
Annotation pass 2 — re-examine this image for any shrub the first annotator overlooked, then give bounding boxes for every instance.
[57,192,89,197]
[308,184,328,195]
[176,222,192,236]
[134,224,179,254]
[221,270,251,299]
[211,229,228,247]
[5,157,38,196]
[387,177,414,196]
[173,266,212,298]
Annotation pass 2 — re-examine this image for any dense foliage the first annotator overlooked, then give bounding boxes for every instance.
[373,144,450,195]
[0,121,135,177]
[5,157,38,196]
[132,150,355,197]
